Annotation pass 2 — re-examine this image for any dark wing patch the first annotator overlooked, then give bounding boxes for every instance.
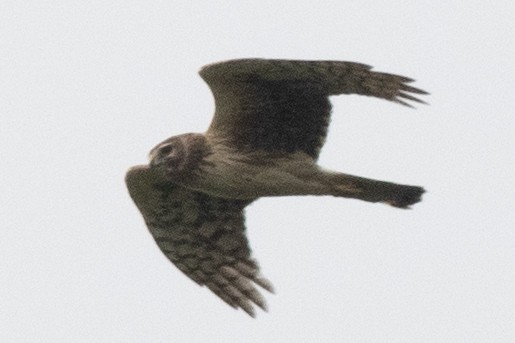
[125,165,273,317]
[201,58,428,159]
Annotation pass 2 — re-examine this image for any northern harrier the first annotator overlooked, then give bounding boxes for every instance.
[126,58,427,317]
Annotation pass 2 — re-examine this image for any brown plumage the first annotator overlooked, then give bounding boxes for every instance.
[126,58,428,317]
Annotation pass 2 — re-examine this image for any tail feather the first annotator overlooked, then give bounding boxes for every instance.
[381,184,425,209]
[328,173,425,208]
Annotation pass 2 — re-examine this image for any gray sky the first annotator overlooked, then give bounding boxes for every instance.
[2,1,515,342]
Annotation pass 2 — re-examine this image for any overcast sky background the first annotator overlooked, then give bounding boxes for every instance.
[2,1,515,342]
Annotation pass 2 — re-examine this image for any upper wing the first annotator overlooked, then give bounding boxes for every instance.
[125,165,273,317]
[201,58,428,159]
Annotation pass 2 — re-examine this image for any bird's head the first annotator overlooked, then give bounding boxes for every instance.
[149,138,179,168]
[148,133,208,180]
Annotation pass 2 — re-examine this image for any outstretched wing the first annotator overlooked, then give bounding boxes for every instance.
[201,58,428,159]
[125,165,273,317]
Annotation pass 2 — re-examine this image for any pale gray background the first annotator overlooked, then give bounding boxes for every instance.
[2,1,515,342]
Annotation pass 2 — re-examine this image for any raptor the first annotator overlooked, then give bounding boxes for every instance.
[126,58,427,317]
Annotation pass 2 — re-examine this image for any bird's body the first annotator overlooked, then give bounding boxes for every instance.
[126,58,428,317]
[178,135,333,199]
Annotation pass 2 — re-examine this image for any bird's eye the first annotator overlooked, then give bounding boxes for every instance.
[160,145,173,155]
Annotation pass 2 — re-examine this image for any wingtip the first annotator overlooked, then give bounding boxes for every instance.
[255,276,275,294]
[242,305,257,318]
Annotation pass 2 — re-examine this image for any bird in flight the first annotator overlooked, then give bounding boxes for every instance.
[126,58,427,317]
